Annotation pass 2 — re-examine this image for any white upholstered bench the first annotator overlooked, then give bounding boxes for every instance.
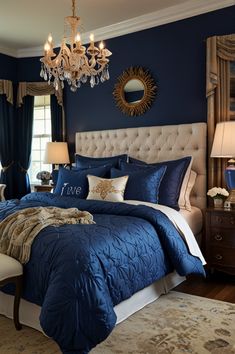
[0,253,23,330]
[0,184,6,201]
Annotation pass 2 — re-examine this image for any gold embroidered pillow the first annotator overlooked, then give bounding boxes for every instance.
[87,175,129,202]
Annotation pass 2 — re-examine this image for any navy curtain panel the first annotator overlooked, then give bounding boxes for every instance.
[50,94,63,141]
[0,95,15,199]
[15,95,34,199]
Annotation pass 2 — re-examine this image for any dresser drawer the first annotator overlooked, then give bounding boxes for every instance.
[210,213,235,228]
[211,246,235,267]
[209,228,235,247]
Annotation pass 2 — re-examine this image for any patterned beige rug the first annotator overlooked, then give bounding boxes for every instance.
[0,291,234,354]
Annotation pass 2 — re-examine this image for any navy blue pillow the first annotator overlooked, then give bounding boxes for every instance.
[75,154,128,169]
[110,166,166,203]
[122,156,192,210]
[54,165,111,198]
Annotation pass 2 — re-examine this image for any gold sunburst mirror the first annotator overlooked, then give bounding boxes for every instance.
[113,67,157,116]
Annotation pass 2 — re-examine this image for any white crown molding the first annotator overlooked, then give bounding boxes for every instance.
[2,0,234,58]
[0,46,18,58]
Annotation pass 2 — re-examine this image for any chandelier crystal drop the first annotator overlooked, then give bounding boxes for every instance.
[40,0,112,92]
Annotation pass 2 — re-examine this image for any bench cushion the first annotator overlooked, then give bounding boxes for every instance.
[0,253,23,281]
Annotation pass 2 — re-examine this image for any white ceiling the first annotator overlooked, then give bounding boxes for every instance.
[0,0,233,57]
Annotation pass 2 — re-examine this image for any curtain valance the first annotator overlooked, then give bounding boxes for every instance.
[217,34,235,61]
[0,80,13,105]
[207,34,235,98]
[17,82,63,107]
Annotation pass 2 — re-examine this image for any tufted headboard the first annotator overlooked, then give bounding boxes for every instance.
[76,122,207,209]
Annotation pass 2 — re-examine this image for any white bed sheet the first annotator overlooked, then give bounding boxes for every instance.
[179,206,203,237]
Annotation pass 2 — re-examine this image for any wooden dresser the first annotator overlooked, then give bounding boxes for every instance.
[204,207,235,275]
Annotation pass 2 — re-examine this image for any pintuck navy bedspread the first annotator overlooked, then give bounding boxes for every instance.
[0,193,205,354]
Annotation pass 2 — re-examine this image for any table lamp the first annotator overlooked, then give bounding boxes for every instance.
[44,142,70,184]
[210,121,235,205]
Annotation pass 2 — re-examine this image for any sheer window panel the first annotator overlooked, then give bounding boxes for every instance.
[29,95,52,184]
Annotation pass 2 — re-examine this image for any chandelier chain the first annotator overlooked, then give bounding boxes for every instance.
[72,0,76,18]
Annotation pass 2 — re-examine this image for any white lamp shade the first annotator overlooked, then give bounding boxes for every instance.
[211,121,235,158]
[44,142,70,164]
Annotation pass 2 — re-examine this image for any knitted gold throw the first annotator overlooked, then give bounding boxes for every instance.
[0,206,95,264]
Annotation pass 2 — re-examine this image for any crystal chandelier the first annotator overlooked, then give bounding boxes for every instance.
[40,0,112,92]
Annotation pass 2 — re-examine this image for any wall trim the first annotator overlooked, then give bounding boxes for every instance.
[0,46,18,58]
[1,0,234,58]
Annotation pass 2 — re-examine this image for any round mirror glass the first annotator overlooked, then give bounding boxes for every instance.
[124,79,145,105]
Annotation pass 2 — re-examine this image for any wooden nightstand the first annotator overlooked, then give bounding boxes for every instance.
[34,185,53,193]
[204,207,235,275]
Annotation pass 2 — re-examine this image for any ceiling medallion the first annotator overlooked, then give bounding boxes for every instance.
[40,0,112,92]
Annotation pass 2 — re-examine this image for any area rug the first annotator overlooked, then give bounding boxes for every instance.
[0,291,234,354]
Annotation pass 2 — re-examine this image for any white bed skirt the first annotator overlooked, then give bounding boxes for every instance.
[0,271,184,332]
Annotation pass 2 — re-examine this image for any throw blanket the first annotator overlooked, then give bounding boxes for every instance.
[0,206,95,264]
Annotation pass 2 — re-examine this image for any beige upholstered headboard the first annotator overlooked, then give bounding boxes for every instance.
[76,122,207,209]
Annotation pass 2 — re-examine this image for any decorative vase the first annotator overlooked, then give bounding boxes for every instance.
[213,198,223,208]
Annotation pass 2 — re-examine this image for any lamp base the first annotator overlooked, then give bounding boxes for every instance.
[224,189,235,209]
[51,169,59,186]
[225,168,235,189]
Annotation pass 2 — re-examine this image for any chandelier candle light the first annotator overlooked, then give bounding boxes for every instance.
[40,0,112,92]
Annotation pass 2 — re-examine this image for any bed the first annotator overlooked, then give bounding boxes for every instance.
[0,122,207,354]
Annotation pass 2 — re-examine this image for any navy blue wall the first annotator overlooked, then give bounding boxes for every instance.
[65,5,235,153]
[0,53,17,82]
[17,57,42,82]
[12,6,235,155]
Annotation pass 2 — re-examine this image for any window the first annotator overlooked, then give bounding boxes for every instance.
[29,95,52,183]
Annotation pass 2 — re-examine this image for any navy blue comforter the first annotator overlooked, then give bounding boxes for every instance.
[0,193,205,353]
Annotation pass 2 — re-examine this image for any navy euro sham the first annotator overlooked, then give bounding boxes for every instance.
[110,166,166,203]
[0,193,205,354]
[124,156,192,210]
[75,154,128,169]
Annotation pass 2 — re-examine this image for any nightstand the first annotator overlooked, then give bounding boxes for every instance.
[34,185,53,193]
[204,207,235,275]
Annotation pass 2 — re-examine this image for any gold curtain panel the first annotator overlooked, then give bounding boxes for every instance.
[206,33,235,190]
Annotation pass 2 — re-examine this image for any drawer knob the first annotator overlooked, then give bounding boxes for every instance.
[215,217,223,223]
[214,234,223,241]
[215,254,223,260]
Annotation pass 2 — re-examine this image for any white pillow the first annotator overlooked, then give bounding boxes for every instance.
[87,175,129,202]
[179,170,197,211]
[178,157,193,210]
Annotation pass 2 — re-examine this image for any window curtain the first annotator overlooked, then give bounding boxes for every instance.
[16,82,65,197]
[206,34,235,190]
[15,95,34,198]
[50,94,64,141]
[0,80,14,199]
[17,82,64,141]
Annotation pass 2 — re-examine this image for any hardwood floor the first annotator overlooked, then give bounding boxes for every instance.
[174,272,235,303]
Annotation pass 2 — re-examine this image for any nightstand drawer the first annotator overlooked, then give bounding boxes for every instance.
[210,228,235,247]
[211,246,235,267]
[34,185,53,193]
[210,213,235,228]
